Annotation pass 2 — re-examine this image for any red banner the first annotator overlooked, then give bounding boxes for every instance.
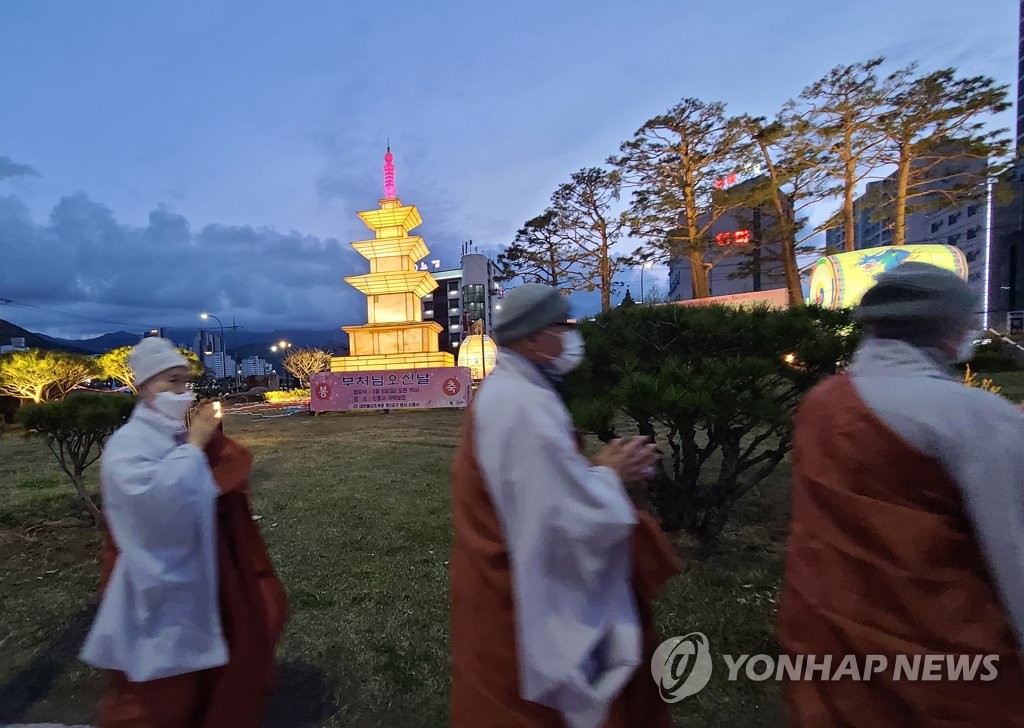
[309,367,473,412]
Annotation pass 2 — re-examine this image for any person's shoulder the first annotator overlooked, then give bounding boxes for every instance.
[100,413,153,465]
[905,376,1024,450]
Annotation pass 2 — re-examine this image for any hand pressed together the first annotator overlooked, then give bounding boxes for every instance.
[593,436,660,484]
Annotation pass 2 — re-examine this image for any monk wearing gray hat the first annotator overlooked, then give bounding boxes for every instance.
[449,283,680,728]
[778,263,1024,727]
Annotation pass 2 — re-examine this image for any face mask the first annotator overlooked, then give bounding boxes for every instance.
[954,331,979,364]
[549,329,585,374]
[150,391,194,423]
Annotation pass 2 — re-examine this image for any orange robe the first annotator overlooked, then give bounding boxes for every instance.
[450,409,681,727]
[777,372,1024,727]
[97,430,288,728]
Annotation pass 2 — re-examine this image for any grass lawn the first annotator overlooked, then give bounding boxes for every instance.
[5,374,1022,726]
[987,370,1024,401]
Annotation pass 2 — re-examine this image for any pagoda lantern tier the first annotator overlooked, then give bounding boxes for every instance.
[331,147,455,372]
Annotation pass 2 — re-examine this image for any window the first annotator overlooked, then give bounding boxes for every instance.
[463,284,485,304]
[931,221,942,234]
[966,227,979,240]
[948,212,961,225]
[967,250,980,263]
[967,204,979,217]
[947,234,961,245]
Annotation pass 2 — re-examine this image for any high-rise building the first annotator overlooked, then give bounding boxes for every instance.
[193,330,223,356]
[203,352,236,380]
[989,0,1024,329]
[240,356,273,377]
[668,174,787,300]
[420,245,502,355]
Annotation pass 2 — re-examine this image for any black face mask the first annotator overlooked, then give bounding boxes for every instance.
[531,358,568,395]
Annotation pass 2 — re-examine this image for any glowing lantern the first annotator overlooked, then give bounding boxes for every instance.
[331,146,455,372]
[458,335,496,380]
[807,244,969,309]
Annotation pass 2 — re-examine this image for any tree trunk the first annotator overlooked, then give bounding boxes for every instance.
[683,165,711,298]
[843,159,857,252]
[782,229,803,306]
[893,145,912,246]
[600,232,612,312]
[71,471,104,528]
[689,254,711,298]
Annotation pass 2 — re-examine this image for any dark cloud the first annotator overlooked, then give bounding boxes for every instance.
[0,190,368,336]
[0,156,40,180]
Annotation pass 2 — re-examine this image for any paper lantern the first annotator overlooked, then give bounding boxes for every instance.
[807,245,969,309]
[458,335,496,380]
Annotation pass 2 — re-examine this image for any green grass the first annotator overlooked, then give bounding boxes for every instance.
[1,408,788,726]
[987,371,1024,402]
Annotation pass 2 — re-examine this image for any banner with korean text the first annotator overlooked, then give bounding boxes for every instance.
[309,367,473,412]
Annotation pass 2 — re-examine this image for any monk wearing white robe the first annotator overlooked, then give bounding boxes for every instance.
[450,284,681,728]
[80,337,286,727]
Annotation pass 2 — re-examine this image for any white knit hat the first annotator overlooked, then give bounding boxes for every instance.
[129,337,189,388]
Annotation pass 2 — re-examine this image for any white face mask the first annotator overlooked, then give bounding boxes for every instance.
[954,331,980,364]
[149,391,194,423]
[549,329,585,374]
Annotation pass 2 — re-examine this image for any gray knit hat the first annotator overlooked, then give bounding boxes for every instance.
[492,284,572,345]
[853,262,977,328]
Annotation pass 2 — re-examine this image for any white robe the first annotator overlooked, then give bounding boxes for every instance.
[79,402,227,682]
[472,350,641,728]
[850,338,1024,652]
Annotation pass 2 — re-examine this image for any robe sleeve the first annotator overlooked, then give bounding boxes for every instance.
[496,409,637,591]
[476,402,641,725]
[204,430,254,495]
[937,395,1024,652]
[101,441,220,594]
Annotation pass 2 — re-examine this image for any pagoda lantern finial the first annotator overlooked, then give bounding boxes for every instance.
[383,143,396,200]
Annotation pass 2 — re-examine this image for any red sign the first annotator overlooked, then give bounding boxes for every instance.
[310,367,473,412]
[714,173,738,190]
[715,229,751,247]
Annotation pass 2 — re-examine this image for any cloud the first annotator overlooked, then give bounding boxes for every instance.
[0,156,40,180]
[0,190,369,336]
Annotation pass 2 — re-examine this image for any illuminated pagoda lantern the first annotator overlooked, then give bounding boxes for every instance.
[331,146,455,372]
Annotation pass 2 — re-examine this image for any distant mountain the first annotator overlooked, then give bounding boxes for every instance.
[24,325,347,356]
[0,320,92,354]
[37,330,141,354]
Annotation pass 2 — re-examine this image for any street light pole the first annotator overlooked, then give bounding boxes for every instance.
[640,261,654,303]
[200,313,227,383]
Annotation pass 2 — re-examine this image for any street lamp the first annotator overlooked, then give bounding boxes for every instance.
[640,261,655,303]
[271,341,292,387]
[200,312,234,386]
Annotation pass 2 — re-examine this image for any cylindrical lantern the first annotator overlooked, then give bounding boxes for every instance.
[458,335,497,380]
[807,244,969,309]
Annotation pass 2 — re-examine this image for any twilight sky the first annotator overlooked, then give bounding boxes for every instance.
[0,0,1017,337]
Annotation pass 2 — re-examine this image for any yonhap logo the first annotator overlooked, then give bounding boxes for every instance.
[650,632,713,702]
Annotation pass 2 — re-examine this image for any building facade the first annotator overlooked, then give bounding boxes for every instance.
[989,0,1024,329]
[668,176,787,301]
[240,355,273,377]
[1,337,28,354]
[203,352,236,380]
[193,330,224,357]
[420,248,502,355]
